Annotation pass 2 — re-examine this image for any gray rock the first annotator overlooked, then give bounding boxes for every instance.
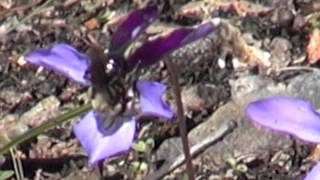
[287,71,320,108]
[229,74,275,99]
[156,71,320,165]
[20,96,60,127]
[0,96,61,148]
[269,37,292,68]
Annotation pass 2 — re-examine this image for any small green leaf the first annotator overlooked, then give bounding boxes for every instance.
[0,170,14,180]
[131,161,148,172]
[97,10,116,22]
[145,138,155,149]
[131,141,147,153]
[81,1,97,13]
[224,154,237,168]
[236,164,248,173]
[138,162,148,172]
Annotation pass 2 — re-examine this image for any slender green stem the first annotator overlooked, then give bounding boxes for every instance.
[164,59,194,180]
[15,147,24,180]
[0,103,92,155]
[10,148,21,180]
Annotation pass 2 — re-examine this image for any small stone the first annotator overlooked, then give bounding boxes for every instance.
[20,96,61,127]
[269,37,292,68]
[84,18,100,30]
[270,8,294,27]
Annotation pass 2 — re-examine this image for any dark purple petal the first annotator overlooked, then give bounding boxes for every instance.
[110,6,159,52]
[73,111,136,164]
[304,162,320,180]
[246,96,320,143]
[127,18,221,70]
[136,80,174,119]
[26,43,91,85]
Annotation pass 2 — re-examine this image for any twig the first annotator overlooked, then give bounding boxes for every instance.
[145,121,236,180]
[0,1,40,18]
[1,0,54,36]
[278,66,319,72]
[162,59,194,179]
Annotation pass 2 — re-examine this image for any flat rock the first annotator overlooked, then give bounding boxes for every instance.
[287,70,320,108]
[156,71,320,165]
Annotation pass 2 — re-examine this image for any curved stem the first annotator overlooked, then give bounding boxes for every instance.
[164,59,194,179]
[0,103,92,155]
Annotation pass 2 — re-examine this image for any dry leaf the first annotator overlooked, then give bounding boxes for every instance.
[307,28,320,64]
[227,1,271,17]
[217,20,271,70]
[175,1,209,20]
[63,0,79,7]
[0,0,13,9]
[308,144,320,162]
[176,0,271,21]
[243,45,271,67]
[84,18,100,30]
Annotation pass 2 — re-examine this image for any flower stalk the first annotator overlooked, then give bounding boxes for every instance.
[165,59,194,179]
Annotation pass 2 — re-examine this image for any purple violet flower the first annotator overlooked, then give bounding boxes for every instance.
[26,43,91,85]
[245,96,320,180]
[73,79,172,164]
[305,162,320,180]
[26,43,174,164]
[25,6,220,164]
[246,96,320,143]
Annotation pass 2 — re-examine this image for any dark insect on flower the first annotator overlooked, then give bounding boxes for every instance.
[87,6,220,129]
[25,6,220,164]
[85,46,128,130]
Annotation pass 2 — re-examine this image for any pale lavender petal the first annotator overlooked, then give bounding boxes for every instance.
[127,18,220,70]
[110,6,159,52]
[246,96,320,143]
[26,43,91,85]
[73,111,136,164]
[304,162,320,180]
[136,80,174,119]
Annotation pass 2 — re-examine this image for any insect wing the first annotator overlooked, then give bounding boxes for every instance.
[127,21,219,70]
[109,6,159,53]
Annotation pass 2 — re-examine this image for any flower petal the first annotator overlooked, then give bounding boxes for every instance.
[110,6,159,52]
[136,80,174,119]
[246,96,320,143]
[305,162,320,180]
[73,111,136,164]
[127,18,221,70]
[26,43,91,85]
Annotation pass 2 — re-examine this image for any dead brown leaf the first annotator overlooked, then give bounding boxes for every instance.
[306,28,320,64]
[175,1,209,21]
[0,0,13,9]
[84,18,100,30]
[217,20,271,70]
[226,1,271,17]
[308,144,320,162]
[175,0,271,21]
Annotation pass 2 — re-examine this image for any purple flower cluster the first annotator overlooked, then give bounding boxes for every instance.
[26,6,220,164]
[246,96,320,179]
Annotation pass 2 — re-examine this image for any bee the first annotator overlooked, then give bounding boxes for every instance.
[86,46,132,130]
